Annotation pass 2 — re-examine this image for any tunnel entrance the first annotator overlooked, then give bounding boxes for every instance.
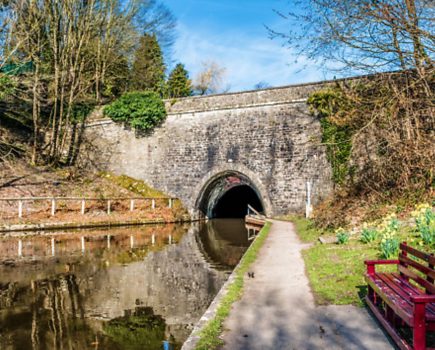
[213,185,263,218]
[196,171,266,219]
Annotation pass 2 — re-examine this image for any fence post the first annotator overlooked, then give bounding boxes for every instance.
[51,199,56,216]
[151,234,155,245]
[107,235,111,249]
[130,199,135,212]
[152,199,155,210]
[107,200,111,215]
[51,238,55,256]
[169,235,172,244]
[168,198,172,209]
[130,235,134,250]
[18,200,23,218]
[81,200,86,215]
[81,237,85,253]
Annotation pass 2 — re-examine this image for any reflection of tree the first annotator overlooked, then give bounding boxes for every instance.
[0,273,95,350]
[104,306,180,350]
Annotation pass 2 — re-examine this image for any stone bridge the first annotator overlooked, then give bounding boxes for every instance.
[85,81,333,218]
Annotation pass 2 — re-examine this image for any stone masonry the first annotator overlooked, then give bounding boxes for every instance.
[84,81,333,217]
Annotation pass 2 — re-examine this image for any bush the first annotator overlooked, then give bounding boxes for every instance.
[336,228,350,244]
[412,204,435,246]
[104,91,166,131]
[378,214,400,258]
[360,226,378,243]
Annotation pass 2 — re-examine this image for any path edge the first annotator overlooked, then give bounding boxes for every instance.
[182,221,272,350]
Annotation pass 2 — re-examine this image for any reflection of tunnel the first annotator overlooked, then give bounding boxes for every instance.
[213,185,263,218]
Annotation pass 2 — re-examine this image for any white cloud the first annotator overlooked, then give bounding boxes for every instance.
[172,23,332,92]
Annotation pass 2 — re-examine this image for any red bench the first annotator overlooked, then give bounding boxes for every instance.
[365,242,435,350]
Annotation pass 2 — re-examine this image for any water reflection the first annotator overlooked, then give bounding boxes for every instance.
[0,219,256,349]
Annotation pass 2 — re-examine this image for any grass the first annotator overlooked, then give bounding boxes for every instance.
[291,216,427,306]
[194,221,272,350]
[100,172,166,198]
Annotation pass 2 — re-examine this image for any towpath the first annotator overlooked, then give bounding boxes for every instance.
[221,220,394,350]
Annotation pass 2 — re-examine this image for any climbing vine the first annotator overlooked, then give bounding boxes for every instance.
[308,88,353,185]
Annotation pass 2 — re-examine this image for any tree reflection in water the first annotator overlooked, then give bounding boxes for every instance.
[0,219,251,349]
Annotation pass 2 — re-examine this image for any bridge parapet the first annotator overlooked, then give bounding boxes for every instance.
[166,80,332,115]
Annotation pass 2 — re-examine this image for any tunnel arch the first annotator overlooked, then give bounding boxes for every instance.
[195,168,271,219]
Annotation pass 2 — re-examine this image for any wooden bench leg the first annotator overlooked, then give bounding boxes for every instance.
[368,285,376,304]
[413,302,426,350]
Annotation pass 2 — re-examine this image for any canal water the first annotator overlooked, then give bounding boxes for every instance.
[0,219,257,350]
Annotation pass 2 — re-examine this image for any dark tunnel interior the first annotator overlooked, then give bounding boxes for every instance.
[213,185,264,218]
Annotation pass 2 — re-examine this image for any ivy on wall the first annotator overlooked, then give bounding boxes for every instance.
[104,91,166,132]
[308,88,353,185]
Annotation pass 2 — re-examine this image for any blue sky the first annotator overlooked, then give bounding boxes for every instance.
[164,0,332,92]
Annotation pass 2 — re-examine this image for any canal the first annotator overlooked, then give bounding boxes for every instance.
[0,219,257,350]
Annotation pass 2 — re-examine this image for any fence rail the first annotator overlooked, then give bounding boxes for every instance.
[0,196,178,219]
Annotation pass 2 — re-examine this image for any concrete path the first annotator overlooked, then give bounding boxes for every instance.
[220,220,394,350]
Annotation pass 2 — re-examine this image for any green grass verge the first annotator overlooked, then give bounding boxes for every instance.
[194,221,272,350]
[291,216,428,306]
[275,215,322,243]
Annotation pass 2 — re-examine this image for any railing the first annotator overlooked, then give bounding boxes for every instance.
[0,196,178,219]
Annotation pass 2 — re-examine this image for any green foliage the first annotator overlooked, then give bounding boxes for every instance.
[380,237,399,259]
[360,227,378,243]
[336,228,350,244]
[104,307,178,350]
[103,91,166,131]
[70,102,95,123]
[378,214,400,258]
[308,89,353,185]
[415,207,435,245]
[195,222,272,350]
[166,63,192,98]
[131,34,166,95]
[0,74,16,99]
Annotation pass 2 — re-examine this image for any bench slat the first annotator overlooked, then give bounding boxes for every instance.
[399,253,435,280]
[400,243,435,265]
[366,274,414,324]
[398,264,435,294]
[384,273,435,317]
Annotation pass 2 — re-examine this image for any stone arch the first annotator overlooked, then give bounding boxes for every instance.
[194,164,272,218]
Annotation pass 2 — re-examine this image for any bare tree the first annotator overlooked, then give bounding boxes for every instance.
[193,61,227,95]
[1,0,176,165]
[270,0,434,222]
[269,0,434,75]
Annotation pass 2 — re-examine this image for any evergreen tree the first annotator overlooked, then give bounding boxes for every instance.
[131,34,165,94]
[166,63,192,98]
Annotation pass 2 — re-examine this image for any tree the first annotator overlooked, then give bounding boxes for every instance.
[166,63,192,98]
[254,81,271,89]
[270,0,435,222]
[193,61,227,95]
[1,0,176,165]
[269,0,434,77]
[131,33,166,95]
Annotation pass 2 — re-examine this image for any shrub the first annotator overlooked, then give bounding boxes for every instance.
[377,213,400,258]
[412,204,435,245]
[104,91,166,131]
[380,235,399,258]
[360,225,378,243]
[336,228,350,244]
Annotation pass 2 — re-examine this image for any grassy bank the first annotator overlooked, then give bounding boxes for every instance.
[194,221,272,350]
[283,214,432,306]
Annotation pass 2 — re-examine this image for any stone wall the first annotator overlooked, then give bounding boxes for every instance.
[85,82,333,216]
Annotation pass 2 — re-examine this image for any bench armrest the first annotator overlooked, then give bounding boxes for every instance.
[410,295,435,303]
[365,259,399,275]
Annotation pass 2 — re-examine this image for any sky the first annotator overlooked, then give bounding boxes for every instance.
[164,0,333,92]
